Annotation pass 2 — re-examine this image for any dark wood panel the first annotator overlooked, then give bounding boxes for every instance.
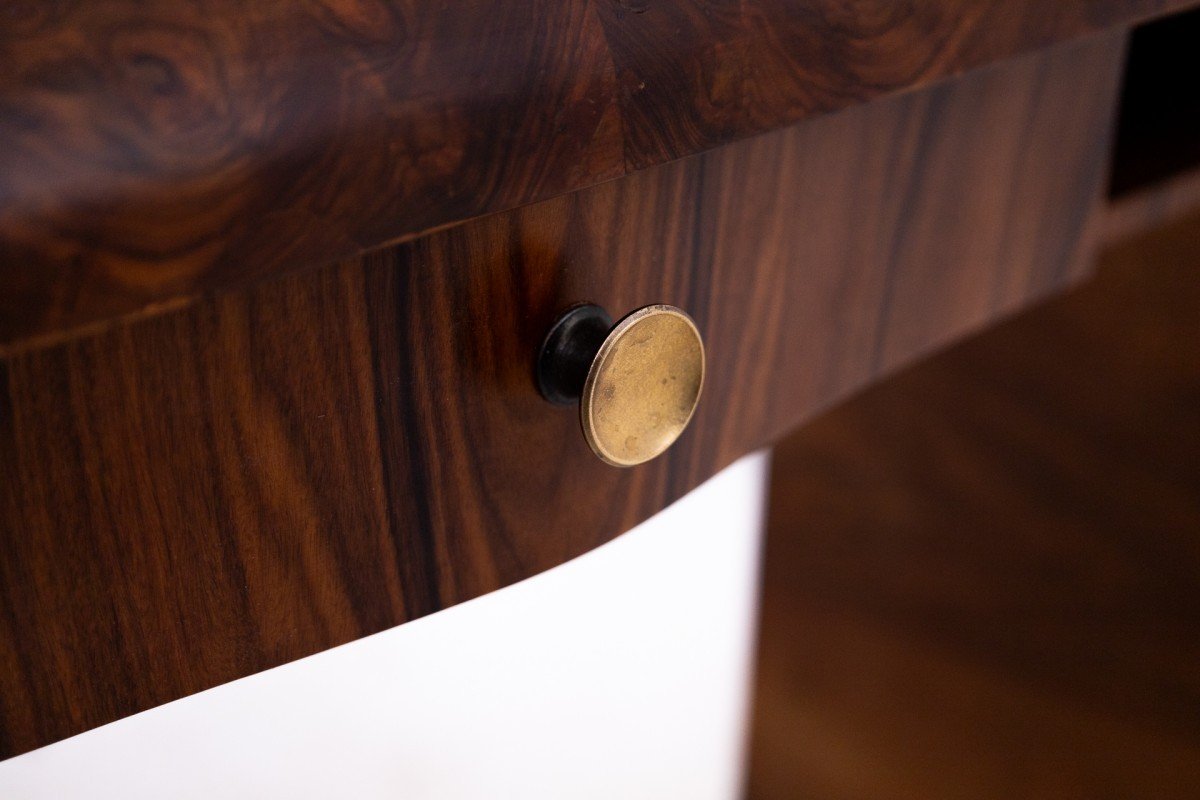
[0,1,1190,351]
[747,211,1200,800]
[0,35,1124,759]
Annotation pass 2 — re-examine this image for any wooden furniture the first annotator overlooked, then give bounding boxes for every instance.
[3,0,1199,762]
[749,209,1200,800]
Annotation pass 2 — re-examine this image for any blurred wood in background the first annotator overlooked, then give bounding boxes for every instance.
[747,213,1200,799]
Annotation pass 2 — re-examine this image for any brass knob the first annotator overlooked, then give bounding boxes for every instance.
[537,304,705,467]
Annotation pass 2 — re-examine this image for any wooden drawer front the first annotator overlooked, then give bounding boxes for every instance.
[0,34,1123,758]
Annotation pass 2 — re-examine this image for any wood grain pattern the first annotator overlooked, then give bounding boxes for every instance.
[0,0,1191,351]
[0,35,1125,758]
[748,211,1200,800]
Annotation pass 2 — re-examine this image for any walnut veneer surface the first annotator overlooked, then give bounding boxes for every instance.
[0,34,1128,758]
[0,1,1194,349]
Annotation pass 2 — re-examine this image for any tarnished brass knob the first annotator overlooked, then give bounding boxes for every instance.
[537,304,705,467]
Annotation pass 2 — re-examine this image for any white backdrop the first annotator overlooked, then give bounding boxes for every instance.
[0,451,769,799]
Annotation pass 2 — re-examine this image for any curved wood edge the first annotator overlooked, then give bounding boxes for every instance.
[0,0,1193,353]
[0,34,1126,759]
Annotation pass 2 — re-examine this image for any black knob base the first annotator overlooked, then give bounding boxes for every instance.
[536,304,613,405]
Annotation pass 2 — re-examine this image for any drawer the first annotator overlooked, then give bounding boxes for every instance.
[1,34,1124,757]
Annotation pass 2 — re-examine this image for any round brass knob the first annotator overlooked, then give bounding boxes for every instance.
[537,304,705,467]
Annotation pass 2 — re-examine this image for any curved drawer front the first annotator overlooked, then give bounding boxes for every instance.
[0,34,1124,758]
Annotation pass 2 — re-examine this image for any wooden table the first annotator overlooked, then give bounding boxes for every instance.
[2,0,1199,781]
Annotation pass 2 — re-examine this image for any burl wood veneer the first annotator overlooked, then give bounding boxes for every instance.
[0,0,1191,349]
[0,34,1125,758]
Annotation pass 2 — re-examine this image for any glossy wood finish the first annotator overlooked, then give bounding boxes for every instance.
[748,211,1200,800]
[0,1,1192,352]
[0,35,1125,758]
